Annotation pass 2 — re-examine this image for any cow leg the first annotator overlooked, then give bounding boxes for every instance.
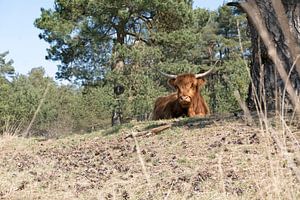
[195,113,206,117]
[187,109,196,117]
[188,108,207,118]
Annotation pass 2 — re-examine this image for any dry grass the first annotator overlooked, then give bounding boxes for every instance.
[2,119,23,137]
[0,115,299,200]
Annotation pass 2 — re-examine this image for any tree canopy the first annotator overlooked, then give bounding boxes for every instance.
[35,0,195,84]
[1,1,252,135]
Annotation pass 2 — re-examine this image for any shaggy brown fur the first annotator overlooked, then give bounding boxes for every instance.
[152,74,210,120]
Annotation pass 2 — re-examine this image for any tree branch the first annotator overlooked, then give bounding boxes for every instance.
[126,31,150,45]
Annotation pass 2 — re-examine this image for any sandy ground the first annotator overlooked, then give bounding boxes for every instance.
[0,115,299,199]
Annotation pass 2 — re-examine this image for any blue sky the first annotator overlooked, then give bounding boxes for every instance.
[0,0,225,78]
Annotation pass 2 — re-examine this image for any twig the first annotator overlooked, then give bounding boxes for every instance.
[218,151,226,194]
[164,179,176,200]
[233,90,253,125]
[147,124,172,135]
[23,82,50,137]
[124,123,172,139]
[281,55,300,120]
[133,134,151,186]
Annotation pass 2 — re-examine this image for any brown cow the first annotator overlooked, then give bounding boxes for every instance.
[152,68,213,120]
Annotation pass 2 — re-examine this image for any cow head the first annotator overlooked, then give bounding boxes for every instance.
[160,68,213,108]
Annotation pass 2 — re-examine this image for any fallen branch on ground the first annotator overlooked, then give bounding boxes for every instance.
[124,124,172,139]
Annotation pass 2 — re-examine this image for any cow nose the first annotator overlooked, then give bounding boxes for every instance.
[180,96,191,102]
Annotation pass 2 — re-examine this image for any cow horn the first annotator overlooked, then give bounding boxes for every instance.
[158,70,177,79]
[195,67,214,78]
[195,60,219,78]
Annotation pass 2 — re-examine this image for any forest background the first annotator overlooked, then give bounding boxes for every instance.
[0,0,250,136]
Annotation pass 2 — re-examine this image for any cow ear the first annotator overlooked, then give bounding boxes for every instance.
[197,78,206,87]
[168,78,176,88]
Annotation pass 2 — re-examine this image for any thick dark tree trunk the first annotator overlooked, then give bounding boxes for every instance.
[229,0,300,113]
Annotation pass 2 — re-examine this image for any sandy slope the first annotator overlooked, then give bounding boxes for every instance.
[0,115,299,199]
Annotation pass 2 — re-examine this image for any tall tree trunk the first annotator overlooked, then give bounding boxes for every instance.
[229,0,300,114]
[111,27,126,126]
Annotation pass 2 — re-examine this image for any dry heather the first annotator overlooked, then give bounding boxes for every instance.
[0,114,299,200]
